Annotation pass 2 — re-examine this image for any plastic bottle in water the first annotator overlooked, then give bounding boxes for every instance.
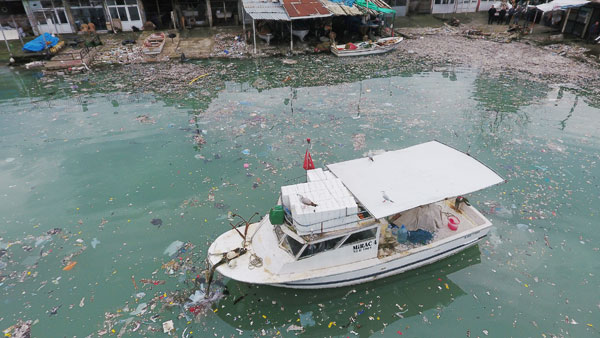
[398,224,408,243]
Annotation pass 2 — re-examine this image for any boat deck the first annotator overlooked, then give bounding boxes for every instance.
[379,200,486,258]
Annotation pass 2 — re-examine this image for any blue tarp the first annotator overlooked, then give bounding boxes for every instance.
[329,0,356,7]
[23,33,59,52]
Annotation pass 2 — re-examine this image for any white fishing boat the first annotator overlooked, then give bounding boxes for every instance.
[331,36,403,57]
[142,32,166,55]
[206,141,504,289]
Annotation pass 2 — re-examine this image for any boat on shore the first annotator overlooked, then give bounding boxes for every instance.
[206,141,504,289]
[331,36,403,57]
[142,32,166,55]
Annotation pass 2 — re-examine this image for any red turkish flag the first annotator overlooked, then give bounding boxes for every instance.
[303,149,315,170]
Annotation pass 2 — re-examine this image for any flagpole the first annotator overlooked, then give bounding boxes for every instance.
[303,138,315,180]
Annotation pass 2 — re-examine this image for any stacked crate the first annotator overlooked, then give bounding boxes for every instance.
[281,170,358,235]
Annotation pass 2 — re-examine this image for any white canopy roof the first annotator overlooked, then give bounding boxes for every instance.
[536,0,589,12]
[327,141,504,219]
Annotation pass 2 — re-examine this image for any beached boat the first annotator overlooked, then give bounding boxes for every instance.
[331,36,403,57]
[142,32,166,55]
[206,141,504,289]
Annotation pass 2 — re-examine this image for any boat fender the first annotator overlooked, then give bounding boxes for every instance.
[447,216,460,231]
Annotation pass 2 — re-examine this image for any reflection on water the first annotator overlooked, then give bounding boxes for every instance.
[217,246,481,336]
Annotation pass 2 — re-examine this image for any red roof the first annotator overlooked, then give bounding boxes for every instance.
[282,0,330,18]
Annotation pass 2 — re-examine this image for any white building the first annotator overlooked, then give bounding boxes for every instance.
[22,0,146,34]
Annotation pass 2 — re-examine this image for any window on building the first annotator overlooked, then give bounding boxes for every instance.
[117,6,128,20]
[128,6,140,21]
[35,12,47,24]
[109,7,118,19]
[57,10,67,23]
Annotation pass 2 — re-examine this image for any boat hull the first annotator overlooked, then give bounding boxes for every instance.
[208,217,491,289]
[142,33,166,55]
[331,37,403,57]
[332,45,398,57]
[270,230,488,289]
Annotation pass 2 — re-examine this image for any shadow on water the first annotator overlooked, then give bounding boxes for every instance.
[216,245,482,336]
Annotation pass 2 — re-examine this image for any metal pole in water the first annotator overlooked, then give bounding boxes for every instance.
[0,22,13,57]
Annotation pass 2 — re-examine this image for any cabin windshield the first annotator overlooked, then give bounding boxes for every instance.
[275,225,305,257]
[341,227,378,246]
[275,224,379,260]
[298,236,344,259]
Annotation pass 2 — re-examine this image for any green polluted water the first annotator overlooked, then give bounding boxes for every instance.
[0,62,599,337]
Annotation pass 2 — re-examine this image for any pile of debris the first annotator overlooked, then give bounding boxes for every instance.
[211,33,247,58]
[543,43,596,62]
[94,45,145,65]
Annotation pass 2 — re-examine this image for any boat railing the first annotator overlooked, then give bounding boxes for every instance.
[282,208,373,230]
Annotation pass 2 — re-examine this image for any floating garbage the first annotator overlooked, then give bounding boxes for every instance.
[287,324,303,331]
[91,238,100,249]
[34,235,52,247]
[62,261,77,271]
[3,319,32,337]
[299,311,316,327]
[151,218,163,227]
[130,302,148,316]
[163,240,184,256]
[184,287,225,315]
[162,320,174,334]
[516,223,529,231]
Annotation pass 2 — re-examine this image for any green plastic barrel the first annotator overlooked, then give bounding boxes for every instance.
[269,205,285,225]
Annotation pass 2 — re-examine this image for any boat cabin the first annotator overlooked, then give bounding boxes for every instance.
[271,141,503,264]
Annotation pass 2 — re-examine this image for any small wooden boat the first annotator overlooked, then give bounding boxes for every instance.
[331,36,403,57]
[142,32,166,55]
